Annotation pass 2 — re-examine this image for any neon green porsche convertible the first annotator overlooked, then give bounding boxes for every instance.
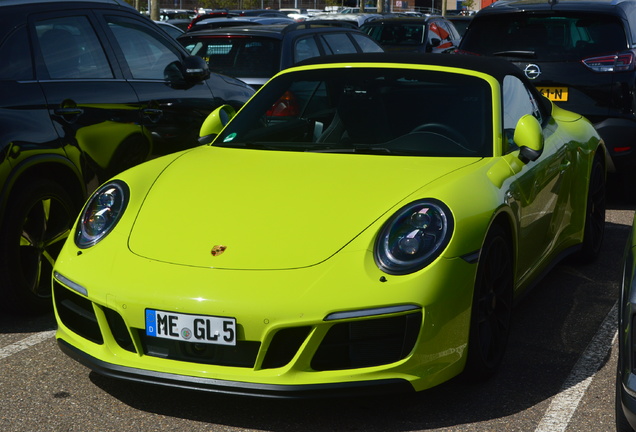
[53,53,606,397]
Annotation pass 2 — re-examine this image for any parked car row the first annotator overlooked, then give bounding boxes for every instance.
[158,6,468,36]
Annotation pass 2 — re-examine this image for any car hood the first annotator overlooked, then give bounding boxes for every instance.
[128,146,478,269]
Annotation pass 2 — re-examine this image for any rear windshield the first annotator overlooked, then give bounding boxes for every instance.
[461,12,627,60]
[181,36,281,78]
[361,23,425,46]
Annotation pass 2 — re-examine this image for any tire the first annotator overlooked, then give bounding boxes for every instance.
[463,224,514,381]
[574,155,606,264]
[616,363,636,432]
[0,179,77,315]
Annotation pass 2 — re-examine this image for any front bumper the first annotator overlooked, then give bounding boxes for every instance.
[58,338,413,398]
[53,240,477,397]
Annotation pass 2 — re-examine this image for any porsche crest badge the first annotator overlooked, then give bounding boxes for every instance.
[211,245,227,256]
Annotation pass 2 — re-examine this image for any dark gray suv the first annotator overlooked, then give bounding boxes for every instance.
[0,0,254,314]
[458,0,636,198]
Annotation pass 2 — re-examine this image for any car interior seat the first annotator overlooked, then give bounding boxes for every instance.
[318,86,391,144]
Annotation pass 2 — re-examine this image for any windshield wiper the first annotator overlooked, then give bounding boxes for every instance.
[217,142,399,155]
[215,142,299,151]
[308,146,392,154]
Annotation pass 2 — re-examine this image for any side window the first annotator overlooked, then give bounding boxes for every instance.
[294,36,321,63]
[35,16,112,79]
[319,33,358,55]
[351,33,383,53]
[503,75,542,151]
[106,15,180,80]
[0,26,33,80]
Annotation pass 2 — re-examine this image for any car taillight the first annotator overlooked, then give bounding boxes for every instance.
[266,91,300,116]
[582,52,636,72]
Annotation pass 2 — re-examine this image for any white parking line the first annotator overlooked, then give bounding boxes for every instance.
[0,329,56,361]
[534,301,618,432]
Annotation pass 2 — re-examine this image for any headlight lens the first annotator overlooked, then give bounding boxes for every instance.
[374,199,453,275]
[75,181,129,248]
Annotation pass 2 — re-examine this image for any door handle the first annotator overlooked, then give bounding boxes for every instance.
[54,107,83,123]
[142,108,163,123]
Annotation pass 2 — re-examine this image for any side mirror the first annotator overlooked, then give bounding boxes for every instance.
[198,104,236,144]
[183,55,210,82]
[164,56,210,89]
[514,114,544,163]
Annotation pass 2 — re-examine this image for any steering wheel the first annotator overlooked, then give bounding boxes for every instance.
[411,123,472,151]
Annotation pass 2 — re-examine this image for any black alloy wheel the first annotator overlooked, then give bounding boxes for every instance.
[464,224,514,381]
[0,179,77,314]
[575,155,606,264]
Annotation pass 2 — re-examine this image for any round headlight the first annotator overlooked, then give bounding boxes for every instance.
[75,181,129,248]
[374,199,454,275]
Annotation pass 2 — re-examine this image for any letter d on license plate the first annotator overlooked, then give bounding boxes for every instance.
[145,309,236,346]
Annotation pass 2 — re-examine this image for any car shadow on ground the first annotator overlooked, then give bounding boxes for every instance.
[0,311,55,334]
[86,191,634,430]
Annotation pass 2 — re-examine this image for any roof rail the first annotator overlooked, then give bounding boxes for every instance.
[282,20,358,33]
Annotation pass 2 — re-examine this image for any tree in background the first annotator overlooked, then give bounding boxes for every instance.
[460,0,475,11]
[197,0,262,9]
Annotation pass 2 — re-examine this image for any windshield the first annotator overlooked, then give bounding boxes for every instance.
[214,67,493,157]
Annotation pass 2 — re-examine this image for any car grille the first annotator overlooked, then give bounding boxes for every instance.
[311,313,422,371]
[55,283,422,371]
[54,282,103,344]
[138,333,261,367]
[261,326,312,369]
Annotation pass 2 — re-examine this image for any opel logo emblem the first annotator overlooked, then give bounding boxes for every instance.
[524,64,541,80]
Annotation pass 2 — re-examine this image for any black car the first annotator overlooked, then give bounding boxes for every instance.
[178,21,384,89]
[457,0,636,198]
[360,16,461,54]
[0,0,254,314]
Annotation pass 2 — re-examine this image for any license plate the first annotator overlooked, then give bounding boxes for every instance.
[145,309,236,346]
[537,86,569,102]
